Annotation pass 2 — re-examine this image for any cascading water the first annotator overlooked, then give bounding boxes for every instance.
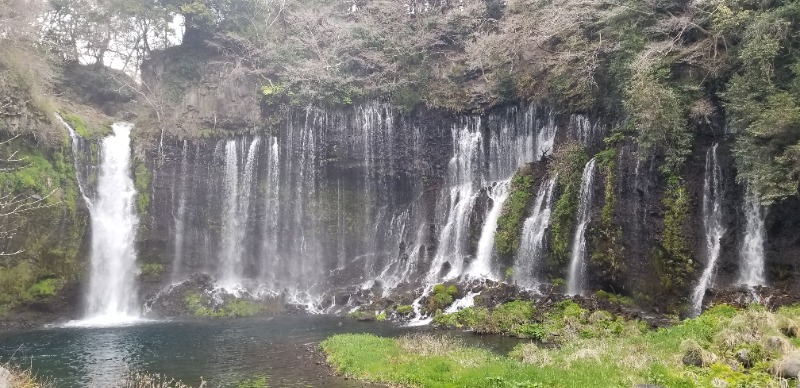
[260,136,281,286]
[514,178,557,290]
[566,158,597,296]
[426,120,483,281]
[691,144,726,316]
[467,181,510,279]
[219,138,260,289]
[83,122,140,322]
[427,107,558,283]
[171,140,189,283]
[58,115,92,203]
[155,104,564,311]
[739,191,766,287]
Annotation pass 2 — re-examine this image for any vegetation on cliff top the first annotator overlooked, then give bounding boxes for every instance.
[324,304,800,388]
[7,0,797,201]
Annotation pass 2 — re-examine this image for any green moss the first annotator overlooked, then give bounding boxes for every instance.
[590,139,625,283]
[655,179,694,296]
[59,111,112,139]
[396,305,414,315]
[494,166,534,260]
[549,143,589,268]
[28,278,63,298]
[134,162,151,216]
[184,292,263,318]
[426,284,458,313]
[348,310,377,321]
[594,290,633,307]
[0,137,87,314]
[139,263,163,278]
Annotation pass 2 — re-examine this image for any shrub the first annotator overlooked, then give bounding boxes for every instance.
[28,278,62,298]
[426,284,458,313]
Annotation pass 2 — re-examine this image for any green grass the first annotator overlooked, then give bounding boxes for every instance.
[325,304,800,388]
[59,111,111,139]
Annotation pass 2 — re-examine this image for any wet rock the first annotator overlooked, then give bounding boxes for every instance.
[681,340,716,367]
[736,348,753,368]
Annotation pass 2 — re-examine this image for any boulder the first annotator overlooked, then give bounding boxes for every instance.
[771,351,800,378]
[0,366,12,388]
[736,348,753,368]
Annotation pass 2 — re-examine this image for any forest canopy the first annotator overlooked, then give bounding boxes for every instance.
[4,0,800,202]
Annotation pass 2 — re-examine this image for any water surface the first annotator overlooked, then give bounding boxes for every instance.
[0,315,523,387]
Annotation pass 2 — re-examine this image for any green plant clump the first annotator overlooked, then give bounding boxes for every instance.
[139,263,164,278]
[590,139,625,284]
[396,305,414,315]
[655,179,694,296]
[426,284,458,313]
[59,110,111,139]
[184,292,263,318]
[549,143,589,268]
[134,162,151,216]
[494,166,534,260]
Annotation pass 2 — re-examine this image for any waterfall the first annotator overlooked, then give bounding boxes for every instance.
[219,138,260,289]
[514,178,557,290]
[83,123,140,322]
[426,120,483,281]
[427,106,558,283]
[260,136,281,285]
[691,144,726,316]
[739,191,766,287]
[467,180,510,279]
[171,140,189,283]
[58,115,92,203]
[569,115,597,146]
[219,141,240,287]
[566,158,597,296]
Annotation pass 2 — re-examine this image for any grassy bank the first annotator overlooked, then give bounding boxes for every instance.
[322,304,800,387]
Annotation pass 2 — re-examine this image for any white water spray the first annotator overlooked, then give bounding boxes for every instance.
[739,191,766,287]
[219,138,260,289]
[171,140,189,282]
[566,158,597,296]
[691,144,726,316]
[515,178,557,290]
[83,123,140,323]
[467,181,510,279]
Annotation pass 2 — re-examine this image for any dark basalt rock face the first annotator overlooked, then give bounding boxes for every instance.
[115,46,800,315]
